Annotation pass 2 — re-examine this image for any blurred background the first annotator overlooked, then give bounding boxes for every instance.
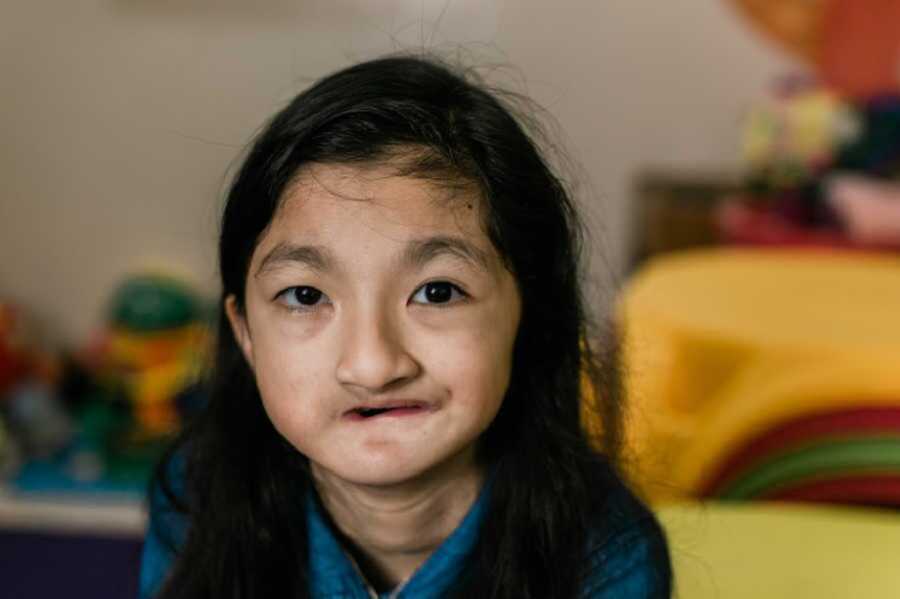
[1,1,899,597]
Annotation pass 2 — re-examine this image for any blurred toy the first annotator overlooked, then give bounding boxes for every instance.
[732,86,900,246]
[7,274,211,496]
[0,412,21,479]
[4,381,74,458]
[0,303,72,474]
[836,95,900,178]
[0,304,34,399]
[741,81,861,192]
[728,0,900,249]
[91,273,210,438]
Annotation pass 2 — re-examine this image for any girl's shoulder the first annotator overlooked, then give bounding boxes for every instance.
[581,475,672,598]
[139,447,191,599]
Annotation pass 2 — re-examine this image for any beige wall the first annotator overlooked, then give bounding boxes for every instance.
[0,0,792,346]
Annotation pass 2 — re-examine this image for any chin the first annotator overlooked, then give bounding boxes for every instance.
[314,447,456,488]
[339,456,435,488]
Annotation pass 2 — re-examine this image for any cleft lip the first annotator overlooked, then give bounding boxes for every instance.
[343,399,434,417]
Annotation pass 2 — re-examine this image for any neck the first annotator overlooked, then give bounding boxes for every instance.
[311,448,485,592]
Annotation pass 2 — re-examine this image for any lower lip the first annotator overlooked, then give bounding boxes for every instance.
[344,407,432,421]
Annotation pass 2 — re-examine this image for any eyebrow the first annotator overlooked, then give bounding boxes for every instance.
[401,235,492,273]
[256,243,334,277]
[255,235,491,278]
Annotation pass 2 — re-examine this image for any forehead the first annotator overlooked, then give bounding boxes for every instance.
[259,162,489,255]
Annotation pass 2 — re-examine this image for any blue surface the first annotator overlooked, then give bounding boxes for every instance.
[12,459,148,501]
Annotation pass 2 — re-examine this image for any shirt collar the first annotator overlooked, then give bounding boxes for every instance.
[306,480,491,599]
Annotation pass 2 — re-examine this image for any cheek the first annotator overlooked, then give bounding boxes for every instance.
[245,294,327,387]
[247,319,334,435]
[430,311,518,414]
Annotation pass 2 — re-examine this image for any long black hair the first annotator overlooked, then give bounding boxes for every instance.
[151,54,667,599]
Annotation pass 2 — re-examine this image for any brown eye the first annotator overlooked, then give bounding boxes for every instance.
[411,281,466,305]
[294,287,322,305]
[279,286,328,310]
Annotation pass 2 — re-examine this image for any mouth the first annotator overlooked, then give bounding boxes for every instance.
[343,401,433,421]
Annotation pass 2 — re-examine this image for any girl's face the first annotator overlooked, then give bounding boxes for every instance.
[226,162,521,487]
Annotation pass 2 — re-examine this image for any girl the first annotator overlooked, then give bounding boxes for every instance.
[140,55,671,599]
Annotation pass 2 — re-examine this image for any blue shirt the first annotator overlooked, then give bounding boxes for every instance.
[139,468,670,598]
[305,485,489,599]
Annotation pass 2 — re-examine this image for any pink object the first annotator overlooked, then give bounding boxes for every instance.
[827,175,900,245]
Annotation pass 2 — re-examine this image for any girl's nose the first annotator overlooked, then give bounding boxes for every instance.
[335,309,420,393]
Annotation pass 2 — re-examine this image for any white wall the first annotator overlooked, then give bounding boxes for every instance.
[0,0,793,345]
